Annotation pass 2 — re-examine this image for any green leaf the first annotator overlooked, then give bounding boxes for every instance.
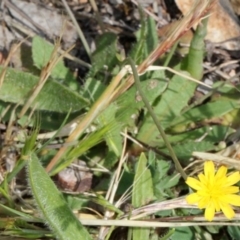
[162,141,217,162]
[32,36,79,90]
[91,32,118,75]
[151,160,180,199]
[0,66,88,112]
[64,195,88,211]
[157,125,231,147]
[32,36,74,81]
[227,226,240,240]
[205,225,220,234]
[137,70,196,144]
[116,77,167,128]
[155,71,196,123]
[27,153,92,240]
[159,228,175,240]
[171,227,194,240]
[132,228,150,240]
[169,99,239,128]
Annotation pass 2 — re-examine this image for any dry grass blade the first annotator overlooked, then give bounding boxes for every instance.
[124,65,212,88]
[0,39,26,89]
[192,151,240,170]
[98,129,128,239]
[78,219,240,227]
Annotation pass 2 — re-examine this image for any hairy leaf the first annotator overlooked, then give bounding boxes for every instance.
[0,66,88,112]
[32,36,75,82]
[27,153,91,240]
[91,32,118,75]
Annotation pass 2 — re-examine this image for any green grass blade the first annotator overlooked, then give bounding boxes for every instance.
[131,153,154,240]
[0,204,41,222]
[132,153,154,208]
[27,153,92,240]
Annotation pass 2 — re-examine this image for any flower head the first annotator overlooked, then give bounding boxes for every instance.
[186,161,240,221]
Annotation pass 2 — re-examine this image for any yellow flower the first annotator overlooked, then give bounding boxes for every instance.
[186,161,240,221]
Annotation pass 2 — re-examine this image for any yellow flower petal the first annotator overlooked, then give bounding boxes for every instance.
[224,172,240,187]
[215,166,228,186]
[198,173,207,186]
[186,177,202,190]
[186,193,201,204]
[204,161,215,184]
[221,186,239,194]
[197,189,210,197]
[220,194,240,206]
[215,165,227,180]
[205,202,215,221]
[198,196,210,209]
[204,161,215,175]
[212,198,220,212]
[220,202,235,219]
